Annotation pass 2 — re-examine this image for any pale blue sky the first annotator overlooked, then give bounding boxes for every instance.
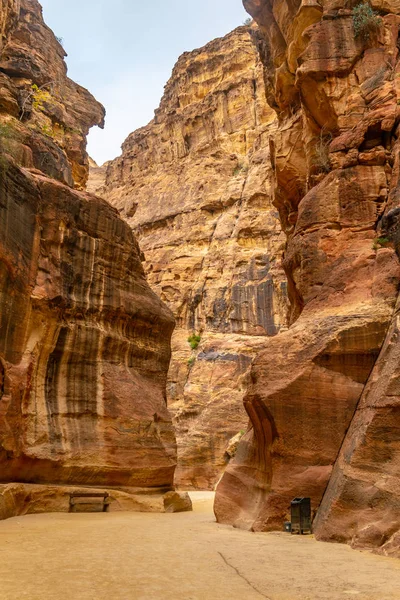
[40,1,248,165]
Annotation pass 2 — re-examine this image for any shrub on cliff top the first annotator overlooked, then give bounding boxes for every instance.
[352,2,382,41]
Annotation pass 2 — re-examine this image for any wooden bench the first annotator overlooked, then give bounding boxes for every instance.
[69,492,110,513]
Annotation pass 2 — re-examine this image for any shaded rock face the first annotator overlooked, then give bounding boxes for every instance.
[214,0,400,556]
[313,298,400,556]
[0,0,176,492]
[99,26,289,489]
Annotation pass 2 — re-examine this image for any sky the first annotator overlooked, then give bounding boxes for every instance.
[39,0,249,165]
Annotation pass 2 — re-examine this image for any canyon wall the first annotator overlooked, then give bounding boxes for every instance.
[99,26,289,489]
[0,0,177,495]
[214,0,400,556]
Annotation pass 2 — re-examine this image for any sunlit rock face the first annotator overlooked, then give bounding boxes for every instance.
[215,0,400,556]
[0,0,177,492]
[0,0,105,189]
[87,157,110,195]
[98,26,289,490]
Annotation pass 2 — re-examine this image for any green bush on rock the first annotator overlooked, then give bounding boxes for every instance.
[353,2,382,41]
[188,333,201,350]
[372,236,390,250]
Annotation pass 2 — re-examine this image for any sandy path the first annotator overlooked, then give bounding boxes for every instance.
[0,492,399,600]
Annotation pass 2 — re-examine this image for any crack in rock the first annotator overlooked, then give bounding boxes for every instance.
[217,551,272,600]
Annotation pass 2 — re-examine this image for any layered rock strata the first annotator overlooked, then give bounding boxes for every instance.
[0,0,177,503]
[215,0,400,556]
[99,27,289,489]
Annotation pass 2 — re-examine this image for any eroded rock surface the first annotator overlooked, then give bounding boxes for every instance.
[214,0,400,556]
[0,0,177,497]
[314,297,400,556]
[0,484,191,519]
[99,26,289,489]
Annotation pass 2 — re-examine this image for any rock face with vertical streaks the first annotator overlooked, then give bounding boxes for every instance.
[0,0,177,497]
[214,0,400,557]
[99,26,289,489]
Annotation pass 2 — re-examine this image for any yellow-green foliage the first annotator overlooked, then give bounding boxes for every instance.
[188,333,201,350]
[41,123,55,138]
[31,84,51,111]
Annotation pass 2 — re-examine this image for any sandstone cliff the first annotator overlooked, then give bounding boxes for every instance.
[98,26,289,489]
[0,0,177,502]
[0,0,105,189]
[214,0,400,557]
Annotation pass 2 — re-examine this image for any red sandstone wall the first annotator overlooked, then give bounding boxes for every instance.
[215,0,400,557]
[0,0,177,491]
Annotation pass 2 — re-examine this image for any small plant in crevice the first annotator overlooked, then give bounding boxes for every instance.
[187,333,201,350]
[41,123,55,139]
[20,81,55,121]
[372,236,390,250]
[187,356,196,368]
[233,162,249,177]
[311,129,332,174]
[352,2,382,41]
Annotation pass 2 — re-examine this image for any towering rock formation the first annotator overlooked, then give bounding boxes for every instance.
[99,26,289,489]
[0,0,177,511]
[214,0,400,557]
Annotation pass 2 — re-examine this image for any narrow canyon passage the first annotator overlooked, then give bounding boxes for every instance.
[2,0,400,587]
[0,494,399,600]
